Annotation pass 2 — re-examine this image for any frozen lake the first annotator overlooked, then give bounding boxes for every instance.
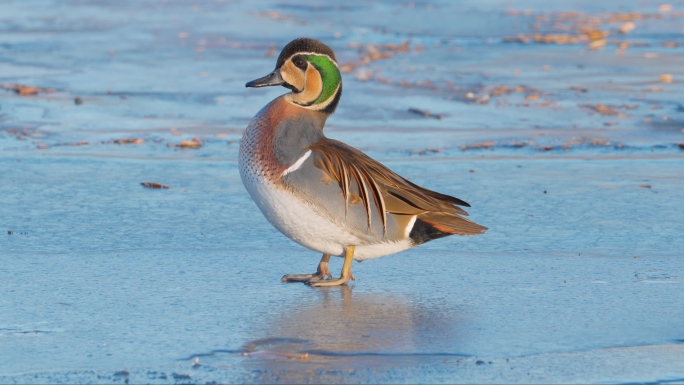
[1,0,683,383]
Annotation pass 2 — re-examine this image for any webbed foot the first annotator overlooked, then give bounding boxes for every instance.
[281,254,332,283]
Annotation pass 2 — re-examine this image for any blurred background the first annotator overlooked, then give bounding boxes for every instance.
[1,0,683,152]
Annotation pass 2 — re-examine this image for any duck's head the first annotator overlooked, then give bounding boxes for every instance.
[246,38,342,114]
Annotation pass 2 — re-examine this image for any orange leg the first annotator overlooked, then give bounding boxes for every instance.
[307,246,355,287]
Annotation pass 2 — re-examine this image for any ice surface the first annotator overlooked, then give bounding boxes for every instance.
[1,0,683,383]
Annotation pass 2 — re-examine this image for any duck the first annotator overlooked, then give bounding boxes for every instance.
[239,37,487,287]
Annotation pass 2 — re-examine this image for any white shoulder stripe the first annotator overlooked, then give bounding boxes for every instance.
[282,150,312,176]
[404,215,418,238]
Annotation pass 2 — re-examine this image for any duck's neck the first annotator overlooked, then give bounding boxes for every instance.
[241,97,327,179]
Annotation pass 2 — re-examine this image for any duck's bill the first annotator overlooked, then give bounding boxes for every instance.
[245,69,285,88]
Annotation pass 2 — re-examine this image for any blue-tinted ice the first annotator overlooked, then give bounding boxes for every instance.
[1,0,683,383]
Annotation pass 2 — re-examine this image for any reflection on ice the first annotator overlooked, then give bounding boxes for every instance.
[241,286,468,371]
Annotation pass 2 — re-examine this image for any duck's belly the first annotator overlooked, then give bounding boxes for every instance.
[244,173,348,256]
[239,169,412,261]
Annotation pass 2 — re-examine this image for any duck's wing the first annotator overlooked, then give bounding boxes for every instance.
[306,138,487,237]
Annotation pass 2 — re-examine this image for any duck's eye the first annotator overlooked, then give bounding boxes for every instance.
[294,58,307,70]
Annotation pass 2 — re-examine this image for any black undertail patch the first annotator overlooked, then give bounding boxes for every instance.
[409,218,453,245]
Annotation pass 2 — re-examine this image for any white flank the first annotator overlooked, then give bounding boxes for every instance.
[353,240,413,261]
[282,150,311,176]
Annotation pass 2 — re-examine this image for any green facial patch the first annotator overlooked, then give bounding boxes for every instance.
[307,55,341,105]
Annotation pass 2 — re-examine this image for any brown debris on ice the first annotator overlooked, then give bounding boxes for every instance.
[579,103,635,118]
[561,138,613,149]
[59,141,89,146]
[1,83,56,96]
[174,137,203,149]
[459,138,618,152]
[502,8,683,49]
[490,86,513,97]
[140,182,171,189]
[408,108,443,120]
[410,146,449,155]
[659,74,673,83]
[113,138,144,145]
[460,141,494,150]
[339,40,411,73]
[462,84,547,107]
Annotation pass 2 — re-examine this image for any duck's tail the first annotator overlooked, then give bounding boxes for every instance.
[409,212,487,245]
